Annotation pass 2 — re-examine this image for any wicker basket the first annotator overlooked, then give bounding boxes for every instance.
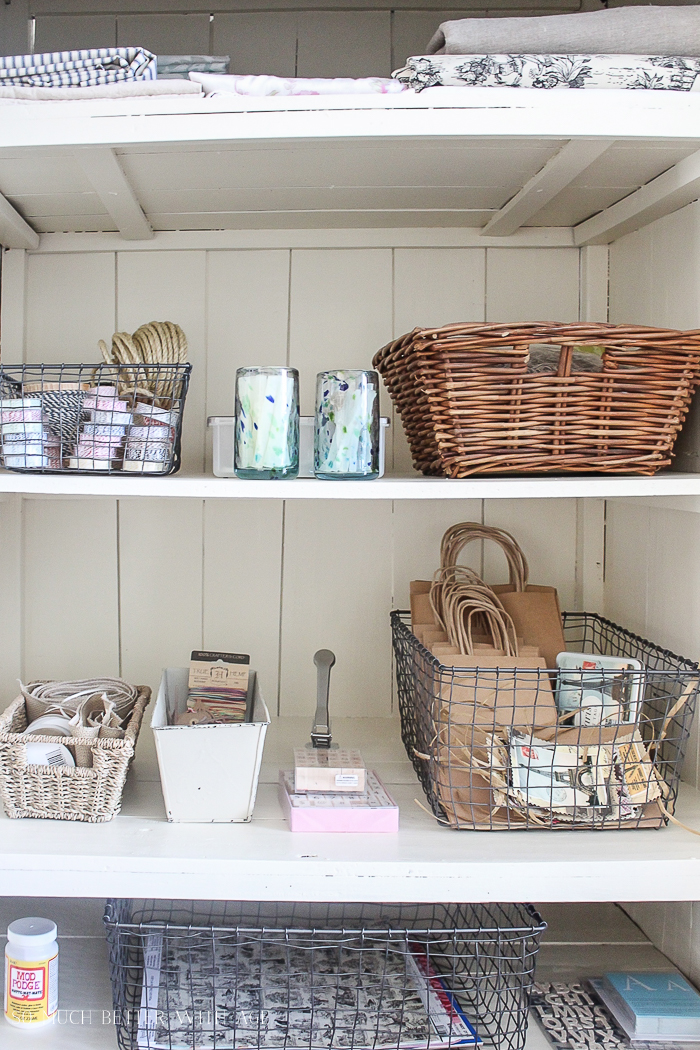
[373,322,700,477]
[0,686,150,822]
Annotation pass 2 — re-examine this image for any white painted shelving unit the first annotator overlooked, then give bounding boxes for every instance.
[3,80,700,1047]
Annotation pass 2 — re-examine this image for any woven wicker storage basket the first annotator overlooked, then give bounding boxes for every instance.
[0,686,150,822]
[373,322,700,477]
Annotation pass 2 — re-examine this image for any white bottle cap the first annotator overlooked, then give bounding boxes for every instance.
[7,918,57,947]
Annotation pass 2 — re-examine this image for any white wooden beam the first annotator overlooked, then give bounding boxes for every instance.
[574,147,700,245]
[481,139,612,237]
[76,147,154,241]
[0,193,39,250]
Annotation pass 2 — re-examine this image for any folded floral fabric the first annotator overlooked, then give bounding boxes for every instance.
[0,47,156,87]
[189,71,407,96]
[394,54,700,92]
[427,7,700,58]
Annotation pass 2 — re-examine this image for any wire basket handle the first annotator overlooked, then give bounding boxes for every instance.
[440,522,529,592]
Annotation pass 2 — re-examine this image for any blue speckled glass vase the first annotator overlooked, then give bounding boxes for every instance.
[314,370,380,480]
[235,366,299,479]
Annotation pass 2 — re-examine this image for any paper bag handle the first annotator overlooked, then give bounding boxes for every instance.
[440,522,529,592]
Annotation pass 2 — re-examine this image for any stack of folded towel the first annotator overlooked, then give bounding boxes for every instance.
[426,6,700,56]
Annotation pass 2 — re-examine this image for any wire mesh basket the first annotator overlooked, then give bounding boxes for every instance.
[392,610,700,830]
[103,899,546,1050]
[0,362,191,476]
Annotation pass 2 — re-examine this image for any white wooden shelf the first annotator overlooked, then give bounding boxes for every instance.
[2,469,700,500]
[1,88,700,243]
[0,717,698,904]
[0,898,662,1049]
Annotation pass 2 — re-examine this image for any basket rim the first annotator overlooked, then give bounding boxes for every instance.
[0,686,151,750]
[391,609,700,675]
[102,901,547,939]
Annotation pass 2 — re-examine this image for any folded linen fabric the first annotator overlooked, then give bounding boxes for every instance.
[427,7,700,57]
[158,55,230,78]
[0,47,156,87]
[189,71,407,96]
[394,54,700,92]
[0,80,202,101]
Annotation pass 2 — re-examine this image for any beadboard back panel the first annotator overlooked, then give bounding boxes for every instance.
[24,1,579,82]
[0,240,583,717]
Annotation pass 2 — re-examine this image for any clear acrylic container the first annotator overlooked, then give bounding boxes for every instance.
[314,369,380,480]
[235,366,299,480]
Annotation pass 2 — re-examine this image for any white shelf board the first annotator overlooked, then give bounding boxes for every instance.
[0,717,698,904]
[2,469,700,500]
[0,898,659,1049]
[3,88,700,148]
[1,88,700,237]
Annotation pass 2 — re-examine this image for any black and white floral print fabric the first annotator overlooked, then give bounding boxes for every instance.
[393,54,700,92]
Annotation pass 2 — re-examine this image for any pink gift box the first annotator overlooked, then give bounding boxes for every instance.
[278,770,399,833]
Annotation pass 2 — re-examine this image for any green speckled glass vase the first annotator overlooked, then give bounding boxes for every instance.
[235,366,299,479]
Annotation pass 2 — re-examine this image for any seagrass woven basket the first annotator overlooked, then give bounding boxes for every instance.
[0,686,150,822]
[373,322,700,476]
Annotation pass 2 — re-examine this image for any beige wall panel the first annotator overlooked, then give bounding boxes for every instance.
[34,14,116,51]
[296,12,392,78]
[483,500,578,610]
[22,498,119,681]
[392,247,486,474]
[205,249,289,471]
[212,13,298,77]
[0,497,22,708]
[203,501,284,711]
[25,252,115,360]
[391,11,482,69]
[609,226,653,327]
[602,501,649,639]
[280,501,393,716]
[289,248,392,413]
[117,14,210,54]
[29,0,581,13]
[646,507,700,662]
[0,248,26,365]
[392,499,483,609]
[0,1,28,55]
[116,251,206,474]
[118,499,203,693]
[648,203,700,330]
[486,247,580,322]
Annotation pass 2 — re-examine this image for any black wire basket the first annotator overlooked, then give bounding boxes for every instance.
[103,899,546,1050]
[392,610,700,831]
[0,362,191,476]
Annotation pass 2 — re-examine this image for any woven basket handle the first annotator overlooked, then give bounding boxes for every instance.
[440,522,529,592]
[556,346,574,377]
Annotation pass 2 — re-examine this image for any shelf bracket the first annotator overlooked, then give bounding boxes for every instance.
[75,147,154,241]
[0,191,39,250]
[574,147,700,245]
[481,139,612,238]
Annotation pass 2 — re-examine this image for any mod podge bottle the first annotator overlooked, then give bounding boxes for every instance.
[4,917,58,1028]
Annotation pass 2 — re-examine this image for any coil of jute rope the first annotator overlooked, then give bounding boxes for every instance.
[98,320,188,404]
